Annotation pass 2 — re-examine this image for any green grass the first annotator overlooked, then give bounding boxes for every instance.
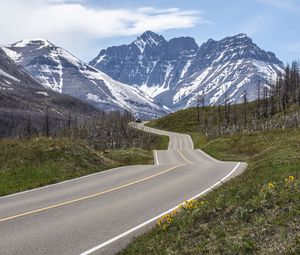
[0,133,168,196]
[189,132,208,149]
[147,107,202,133]
[105,148,154,165]
[0,137,116,196]
[121,128,300,254]
[153,134,170,150]
[147,102,300,140]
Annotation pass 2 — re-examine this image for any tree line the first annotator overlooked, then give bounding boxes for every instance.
[196,61,300,138]
[0,106,160,152]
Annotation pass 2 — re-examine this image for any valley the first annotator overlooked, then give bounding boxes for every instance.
[0,2,299,253]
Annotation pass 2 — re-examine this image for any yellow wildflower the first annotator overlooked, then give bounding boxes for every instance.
[171,211,177,217]
[268,182,275,189]
[288,175,295,182]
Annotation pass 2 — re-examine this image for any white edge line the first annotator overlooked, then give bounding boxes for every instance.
[177,150,194,165]
[154,150,159,165]
[80,162,241,255]
[187,134,194,150]
[168,136,171,150]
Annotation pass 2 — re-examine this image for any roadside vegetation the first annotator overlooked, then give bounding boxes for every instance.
[0,133,168,196]
[123,125,300,255]
[122,63,300,254]
[0,111,169,196]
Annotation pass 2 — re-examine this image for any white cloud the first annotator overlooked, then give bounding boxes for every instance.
[0,0,203,61]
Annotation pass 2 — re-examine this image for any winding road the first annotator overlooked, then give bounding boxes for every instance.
[0,123,247,255]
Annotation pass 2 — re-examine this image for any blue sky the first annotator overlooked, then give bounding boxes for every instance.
[0,0,299,63]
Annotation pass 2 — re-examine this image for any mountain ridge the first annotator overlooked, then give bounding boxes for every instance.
[0,47,104,136]
[2,39,168,119]
[91,31,284,110]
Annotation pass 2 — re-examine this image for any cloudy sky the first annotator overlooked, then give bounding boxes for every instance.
[0,0,299,63]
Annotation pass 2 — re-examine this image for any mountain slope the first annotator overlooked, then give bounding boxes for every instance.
[2,39,168,118]
[0,48,102,137]
[91,31,284,110]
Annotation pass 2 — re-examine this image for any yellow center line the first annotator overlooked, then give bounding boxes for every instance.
[177,150,194,164]
[0,163,186,223]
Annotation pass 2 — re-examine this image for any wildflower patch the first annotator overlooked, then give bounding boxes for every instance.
[157,200,207,230]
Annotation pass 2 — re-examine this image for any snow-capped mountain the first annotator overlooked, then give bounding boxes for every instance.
[91,31,284,110]
[0,46,44,91]
[0,47,103,136]
[2,39,168,118]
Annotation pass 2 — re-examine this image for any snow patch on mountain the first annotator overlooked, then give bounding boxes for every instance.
[139,83,169,98]
[180,59,192,80]
[134,39,147,54]
[2,39,168,118]
[251,59,284,79]
[87,93,107,103]
[1,47,22,61]
[81,68,161,113]
[36,91,49,97]
[92,31,284,110]
[13,38,52,49]
[0,69,20,82]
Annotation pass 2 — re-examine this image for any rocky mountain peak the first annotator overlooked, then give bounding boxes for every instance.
[166,37,198,56]
[91,31,284,110]
[220,33,253,46]
[140,31,165,44]
[234,33,248,38]
[11,38,53,49]
[133,30,166,54]
[2,39,168,118]
[199,33,282,65]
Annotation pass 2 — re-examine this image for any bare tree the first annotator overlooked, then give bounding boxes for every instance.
[196,93,201,122]
[45,107,50,137]
[243,90,248,130]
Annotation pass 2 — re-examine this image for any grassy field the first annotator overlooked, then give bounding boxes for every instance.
[105,134,169,165]
[147,103,300,141]
[147,107,202,133]
[122,126,300,254]
[0,134,169,196]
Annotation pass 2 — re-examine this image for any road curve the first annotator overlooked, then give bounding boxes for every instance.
[0,123,247,255]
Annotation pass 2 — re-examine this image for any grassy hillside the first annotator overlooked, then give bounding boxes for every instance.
[147,102,300,140]
[122,116,300,254]
[147,107,203,132]
[0,134,169,196]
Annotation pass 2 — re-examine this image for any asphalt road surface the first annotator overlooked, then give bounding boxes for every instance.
[0,123,247,255]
